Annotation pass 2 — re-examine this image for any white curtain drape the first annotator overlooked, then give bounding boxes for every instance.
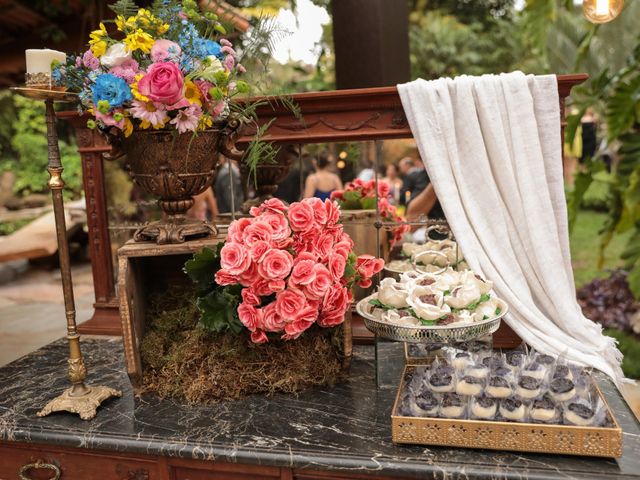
[398,72,624,385]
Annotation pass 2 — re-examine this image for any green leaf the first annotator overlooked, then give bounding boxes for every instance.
[343,190,361,204]
[495,307,502,316]
[628,259,640,300]
[443,290,451,296]
[197,290,236,332]
[183,246,222,292]
[420,319,437,326]
[235,80,250,94]
[361,197,377,210]
[368,298,395,310]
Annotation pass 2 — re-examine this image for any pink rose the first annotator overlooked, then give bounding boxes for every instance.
[262,303,285,332]
[314,233,335,262]
[268,279,286,292]
[325,199,340,225]
[327,253,346,281]
[238,262,259,287]
[251,330,268,344]
[238,304,262,332]
[137,61,187,109]
[227,217,252,244]
[356,254,384,279]
[290,259,316,286]
[241,288,260,306]
[306,197,327,226]
[304,264,332,300]
[243,221,273,247]
[334,238,353,260]
[150,39,181,62]
[258,249,294,280]
[220,242,251,275]
[251,278,273,297]
[330,190,343,201]
[357,278,372,288]
[283,316,314,339]
[377,180,391,199]
[287,201,315,232]
[215,269,237,286]
[275,288,306,320]
[250,240,270,263]
[318,285,349,327]
[194,79,213,106]
[250,198,287,217]
[262,213,291,242]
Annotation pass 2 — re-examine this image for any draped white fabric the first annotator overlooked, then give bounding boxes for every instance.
[398,72,624,385]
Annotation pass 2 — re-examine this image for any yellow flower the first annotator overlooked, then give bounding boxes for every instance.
[123,118,134,137]
[184,80,202,106]
[115,15,137,32]
[90,40,107,58]
[124,29,154,53]
[198,115,213,131]
[157,23,169,34]
[130,74,149,102]
[89,23,108,57]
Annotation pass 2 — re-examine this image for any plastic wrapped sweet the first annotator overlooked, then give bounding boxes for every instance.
[552,364,573,381]
[522,361,547,380]
[516,375,542,399]
[499,396,527,421]
[466,364,490,380]
[441,392,466,418]
[471,395,498,419]
[452,351,473,371]
[530,394,559,423]
[564,402,596,426]
[549,377,577,402]
[408,389,440,417]
[486,376,512,398]
[456,375,484,396]
[429,363,456,393]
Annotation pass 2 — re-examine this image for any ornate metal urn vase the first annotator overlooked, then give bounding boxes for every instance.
[105,121,241,244]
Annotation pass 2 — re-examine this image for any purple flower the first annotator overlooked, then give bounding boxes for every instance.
[220,39,232,47]
[82,50,100,70]
[224,55,235,70]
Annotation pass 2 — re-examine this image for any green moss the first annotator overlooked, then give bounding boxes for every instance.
[139,286,346,403]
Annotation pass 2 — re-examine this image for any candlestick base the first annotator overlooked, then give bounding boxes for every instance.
[37,385,122,421]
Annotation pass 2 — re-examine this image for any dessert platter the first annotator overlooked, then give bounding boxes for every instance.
[392,343,622,457]
[356,267,508,342]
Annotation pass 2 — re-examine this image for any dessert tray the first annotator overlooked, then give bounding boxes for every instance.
[357,293,507,343]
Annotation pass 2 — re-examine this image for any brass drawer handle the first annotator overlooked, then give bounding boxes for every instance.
[19,461,61,480]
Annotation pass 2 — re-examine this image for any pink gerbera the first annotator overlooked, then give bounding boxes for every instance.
[169,104,202,134]
[129,100,168,129]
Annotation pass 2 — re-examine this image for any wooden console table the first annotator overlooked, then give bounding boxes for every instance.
[58,75,587,335]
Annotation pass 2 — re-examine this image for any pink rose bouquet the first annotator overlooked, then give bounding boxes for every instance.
[185,198,384,343]
[53,1,251,136]
[331,179,410,247]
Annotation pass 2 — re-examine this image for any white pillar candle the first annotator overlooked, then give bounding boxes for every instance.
[25,49,66,75]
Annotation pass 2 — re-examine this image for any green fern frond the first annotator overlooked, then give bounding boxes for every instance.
[108,0,139,17]
[243,118,279,186]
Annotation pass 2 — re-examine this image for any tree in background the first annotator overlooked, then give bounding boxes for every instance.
[0,93,82,199]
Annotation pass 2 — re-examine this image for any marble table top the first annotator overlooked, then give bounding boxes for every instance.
[1,337,639,479]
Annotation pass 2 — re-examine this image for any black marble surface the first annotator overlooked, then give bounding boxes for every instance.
[1,337,639,479]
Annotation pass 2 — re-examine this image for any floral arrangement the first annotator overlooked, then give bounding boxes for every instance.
[330,179,410,246]
[369,267,503,327]
[53,0,249,136]
[185,198,384,343]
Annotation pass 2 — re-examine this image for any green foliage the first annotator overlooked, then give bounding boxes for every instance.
[108,0,140,18]
[0,94,82,199]
[603,329,640,379]
[0,218,32,236]
[183,245,244,334]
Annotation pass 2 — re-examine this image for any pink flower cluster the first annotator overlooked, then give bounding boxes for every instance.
[331,179,410,247]
[214,198,384,343]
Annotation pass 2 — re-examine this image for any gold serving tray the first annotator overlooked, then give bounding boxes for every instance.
[391,365,623,458]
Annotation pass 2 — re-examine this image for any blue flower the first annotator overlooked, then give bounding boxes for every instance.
[91,73,132,110]
[204,40,224,59]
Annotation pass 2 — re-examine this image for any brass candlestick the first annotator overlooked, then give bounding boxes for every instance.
[11,86,121,420]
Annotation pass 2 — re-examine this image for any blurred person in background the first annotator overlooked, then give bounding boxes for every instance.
[188,188,218,221]
[215,158,244,214]
[304,152,342,201]
[383,162,402,205]
[356,158,375,182]
[399,156,428,206]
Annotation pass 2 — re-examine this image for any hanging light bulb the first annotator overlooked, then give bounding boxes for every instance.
[583,0,624,24]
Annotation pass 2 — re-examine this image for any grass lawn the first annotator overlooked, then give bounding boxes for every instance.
[569,209,631,289]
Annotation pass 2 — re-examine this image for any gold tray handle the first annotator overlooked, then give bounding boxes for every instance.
[19,461,61,480]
